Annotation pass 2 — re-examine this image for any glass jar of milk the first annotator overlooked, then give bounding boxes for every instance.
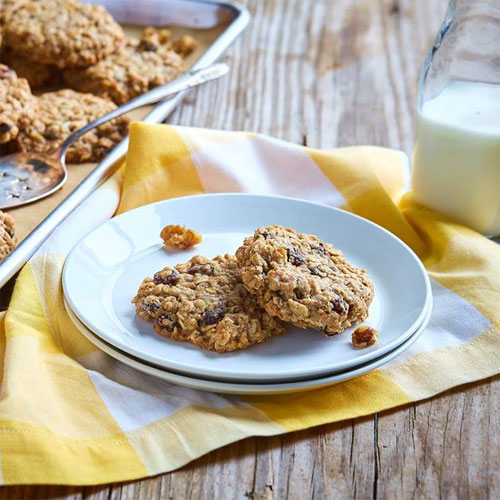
[411,0,500,235]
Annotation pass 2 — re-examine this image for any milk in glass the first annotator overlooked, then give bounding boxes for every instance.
[411,0,500,235]
[412,82,500,235]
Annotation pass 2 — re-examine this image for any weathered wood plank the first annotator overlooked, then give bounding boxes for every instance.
[377,377,500,500]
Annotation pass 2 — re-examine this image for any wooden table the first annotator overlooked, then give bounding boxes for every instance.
[2,0,500,498]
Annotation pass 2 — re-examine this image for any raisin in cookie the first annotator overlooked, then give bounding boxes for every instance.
[15,89,129,163]
[62,30,183,104]
[236,225,374,335]
[0,64,36,144]
[0,210,17,262]
[4,0,123,68]
[133,254,285,353]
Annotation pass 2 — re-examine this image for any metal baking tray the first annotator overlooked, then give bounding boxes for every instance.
[0,0,249,289]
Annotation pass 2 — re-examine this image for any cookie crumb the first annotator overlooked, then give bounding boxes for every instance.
[352,326,378,348]
[160,225,202,250]
[169,35,197,57]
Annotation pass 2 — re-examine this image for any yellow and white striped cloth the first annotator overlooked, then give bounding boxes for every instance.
[1,123,500,485]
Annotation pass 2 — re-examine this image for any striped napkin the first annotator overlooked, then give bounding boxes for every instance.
[1,122,499,485]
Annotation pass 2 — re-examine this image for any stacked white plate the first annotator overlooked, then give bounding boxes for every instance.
[63,194,432,395]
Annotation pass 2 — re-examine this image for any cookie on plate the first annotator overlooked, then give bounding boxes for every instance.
[236,225,375,335]
[0,64,37,144]
[62,30,183,104]
[133,254,285,353]
[4,0,123,68]
[0,210,17,262]
[15,89,129,163]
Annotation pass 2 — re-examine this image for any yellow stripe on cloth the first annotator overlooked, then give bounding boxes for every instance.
[0,421,148,485]
[386,325,500,401]
[127,405,282,475]
[29,254,97,359]
[117,123,205,214]
[245,371,411,432]
[401,193,500,322]
[0,313,5,386]
[308,147,426,257]
[1,123,499,485]
[3,266,131,438]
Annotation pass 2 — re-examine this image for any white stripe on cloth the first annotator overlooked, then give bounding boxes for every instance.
[381,278,491,370]
[190,134,347,207]
[33,176,121,258]
[81,351,238,432]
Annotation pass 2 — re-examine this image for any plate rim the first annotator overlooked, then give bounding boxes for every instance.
[65,295,433,395]
[63,193,432,381]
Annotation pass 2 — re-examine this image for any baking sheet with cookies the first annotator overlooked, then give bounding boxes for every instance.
[0,0,249,287]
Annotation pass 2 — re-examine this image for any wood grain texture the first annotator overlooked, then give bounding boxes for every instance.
[2,0,500,498]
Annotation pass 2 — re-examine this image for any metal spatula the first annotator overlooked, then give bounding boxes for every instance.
[0,62,228,210]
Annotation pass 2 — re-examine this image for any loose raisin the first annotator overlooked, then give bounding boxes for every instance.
[352,326,378,348]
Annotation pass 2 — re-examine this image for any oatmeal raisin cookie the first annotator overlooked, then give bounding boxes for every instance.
[4,0,123,68]
[236,225,374,335]
[133,254,285,353]
[62,30,183,104]
[2,49,59,89]
[0,64,36,144]
[15,89,129,163]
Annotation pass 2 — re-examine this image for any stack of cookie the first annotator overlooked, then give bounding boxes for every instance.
[133,225,375,353]
[0,0,196,163]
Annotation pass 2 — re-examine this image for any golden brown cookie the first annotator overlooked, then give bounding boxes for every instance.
[133,254,285,353]
[0,64,37,144]
[236,225,375,335]
[2,49,60,89]
[0,210,17,262]
[15,89,129,163]
[62,31,183,104]
[4,0,123,68]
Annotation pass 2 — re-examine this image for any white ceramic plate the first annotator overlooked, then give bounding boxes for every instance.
[65,296,432,395]
[63,194,431,382]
